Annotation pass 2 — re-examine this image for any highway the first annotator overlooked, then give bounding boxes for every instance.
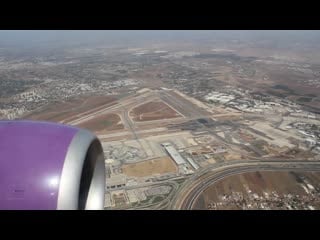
[171,159,320,209]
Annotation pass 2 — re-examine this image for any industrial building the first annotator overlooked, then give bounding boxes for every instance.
[186,157,199,170]
[161,142,186,165]
[106,174,127,190]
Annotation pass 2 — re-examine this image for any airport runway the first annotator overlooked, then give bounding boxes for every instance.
[66,89,216,137]
[66,91,155,125]
[157,90,210,118]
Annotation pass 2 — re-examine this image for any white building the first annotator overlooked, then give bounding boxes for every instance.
[161,142,186,165]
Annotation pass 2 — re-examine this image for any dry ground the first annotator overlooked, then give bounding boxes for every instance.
[130,101,181,122]
[77,113,124,132]
[121,157,177,177]
[194,171,320,210]
[24,95,117,122]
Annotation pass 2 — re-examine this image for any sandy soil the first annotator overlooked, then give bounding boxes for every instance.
[130,101,181,122]
[24,95,116,122]
[194,171,320,210]
[77,113,123,132]
[122,157,177,177]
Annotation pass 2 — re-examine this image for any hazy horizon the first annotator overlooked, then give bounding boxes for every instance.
[1,30,320,49]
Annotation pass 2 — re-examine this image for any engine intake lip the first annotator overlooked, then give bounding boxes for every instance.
[57,129,105,210]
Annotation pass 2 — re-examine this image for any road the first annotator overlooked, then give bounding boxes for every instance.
[108,179,181,210]
[171,159,320,209]
[157,90,210,118]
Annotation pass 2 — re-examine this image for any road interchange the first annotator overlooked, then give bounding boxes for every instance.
[171,159,320,209]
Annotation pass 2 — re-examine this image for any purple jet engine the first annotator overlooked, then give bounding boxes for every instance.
[0,120,105,210]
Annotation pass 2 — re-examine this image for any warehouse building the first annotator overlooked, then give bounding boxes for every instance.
[161,142,186,165]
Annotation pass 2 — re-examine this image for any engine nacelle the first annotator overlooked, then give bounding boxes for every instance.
[0,120,105,210]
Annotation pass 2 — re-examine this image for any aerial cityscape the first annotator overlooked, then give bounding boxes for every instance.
[1,30,320,209]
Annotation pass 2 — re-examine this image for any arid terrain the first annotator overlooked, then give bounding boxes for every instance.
[24,95,117,123]
[193,171,320,210]
[130,101,181,122]
[122,157,177,177]
[77,113,124,132]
